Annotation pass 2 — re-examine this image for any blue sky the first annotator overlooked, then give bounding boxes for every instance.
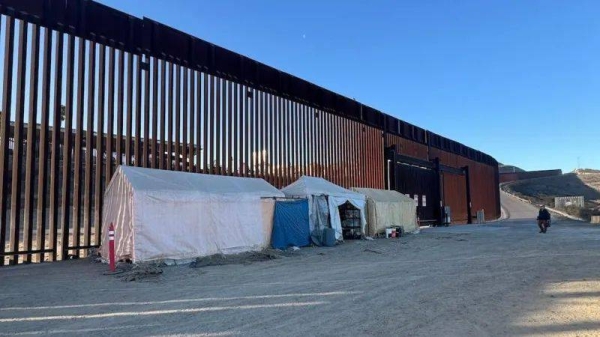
[96,0,599,173]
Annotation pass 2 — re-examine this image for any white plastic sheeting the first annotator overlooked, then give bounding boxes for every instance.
[281,176,366,240]
[352,188,418,236]
[100,166,284,262]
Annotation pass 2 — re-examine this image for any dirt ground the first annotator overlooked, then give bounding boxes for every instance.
[1,194,600,336]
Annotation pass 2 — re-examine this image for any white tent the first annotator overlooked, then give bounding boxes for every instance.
[281,176,366,240]
[352,188,418,236]
[100,166,284,263]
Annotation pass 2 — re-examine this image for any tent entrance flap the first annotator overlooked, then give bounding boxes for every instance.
[271,199,310,249]
[339,202,362,240]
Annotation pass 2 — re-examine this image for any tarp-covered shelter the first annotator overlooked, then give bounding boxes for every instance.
[271,199,310,249]
[352,188,418,236]
[281,176,367,240]
[100,166,284,262]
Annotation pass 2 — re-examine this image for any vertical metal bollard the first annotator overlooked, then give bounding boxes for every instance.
[108,223,115,272]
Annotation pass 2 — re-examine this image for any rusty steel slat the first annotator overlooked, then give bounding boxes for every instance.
[23,24,40,263]
[158,60,166,169]
[264,93,271,182]
[302,104,308,177]
[239,84,246,176]
[222,78,228,175]
[181,67,188,172]
[195,71,202,173]
[290,100,296,183]
[211,77,222,174]
[151,57,159,169]
[116,50,124,167]
[157,58,165,170]
[295,102,301,180]
[60,34,76,260]
[340,116,346,186]
[319,109,325,178]
[166,62,174,171]
[125,52,133,167]
[106,47,115,186]
[0,13,13,266]
[94,45,106,249]
[48,31,63,262]
[174,65,182,171]
[72,37,87,256]
[227,80,233,175]
[307,106,313,176]
[249,88,256,177]
[279,96,285,186]
[277,96,284,183]
[134,55,143,168]
[344,117,349,187]
[8,20,28,264]
[332,115,339,185]
[233,82,239,175]
[338,115,343,185]
[202,73,209,173]
[189,69,195,173]
[260,91,266,180]
[142,55,150,169]
[286,100,293,184]
[159,59,166,170]
[83,41,96,251]
[332,114,338,185]
[270,94,276,183]
[350,120,356,187]
[35,27,53,263]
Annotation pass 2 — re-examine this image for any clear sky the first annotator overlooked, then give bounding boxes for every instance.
[97,0,599,173]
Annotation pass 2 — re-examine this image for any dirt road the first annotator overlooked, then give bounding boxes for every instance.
[1,197,599,336]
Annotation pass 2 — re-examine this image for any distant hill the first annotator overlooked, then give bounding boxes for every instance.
[498,163,526,174]
[502,171,600,220]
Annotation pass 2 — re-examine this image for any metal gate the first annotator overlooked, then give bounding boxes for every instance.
[386,146,472,225]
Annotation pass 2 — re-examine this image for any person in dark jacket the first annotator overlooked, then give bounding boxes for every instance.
[537,205,551,233]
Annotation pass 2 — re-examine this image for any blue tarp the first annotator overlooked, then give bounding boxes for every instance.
[271,199,310,249]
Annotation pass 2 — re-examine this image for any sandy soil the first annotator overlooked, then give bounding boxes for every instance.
[1,195,600,336]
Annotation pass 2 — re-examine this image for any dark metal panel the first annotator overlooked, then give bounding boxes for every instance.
[94,43,106,249]
[23,24,40,263]
[71,36,86,255]
[35,26,53,263]
[8,19,28,264]
[83,40,96,251]
[60,33,76,260]
[48,31,63,262]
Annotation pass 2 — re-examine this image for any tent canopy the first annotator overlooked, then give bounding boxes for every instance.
[281,176,367,240]
[101,166,284,262]
[352,187,418,236]
[118,165,283,198]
